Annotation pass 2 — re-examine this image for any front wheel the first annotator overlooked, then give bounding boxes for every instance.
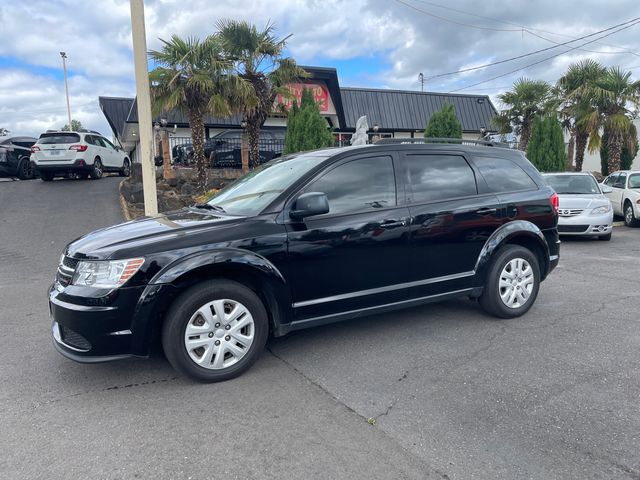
[624,203,638,227]
[162,279,269,382]
[119,158,130,177]
[89,158,103,179]
[479,245,540,319]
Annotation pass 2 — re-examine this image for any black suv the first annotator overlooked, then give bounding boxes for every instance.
[0,136,37,179]
[50,140,560,382]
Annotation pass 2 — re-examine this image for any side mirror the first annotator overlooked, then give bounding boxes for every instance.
[290,192,329,220]
[600,184,613,194]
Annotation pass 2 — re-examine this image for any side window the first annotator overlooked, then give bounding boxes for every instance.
[405,154,477,203]
[84,135,95,146]
[475,157,537,193]
[101,137,116,150]
[614,173,626,189]
[603,174,616,186]
[303,156,396,215]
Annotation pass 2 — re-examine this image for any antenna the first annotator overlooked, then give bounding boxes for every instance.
[418,72,425,92]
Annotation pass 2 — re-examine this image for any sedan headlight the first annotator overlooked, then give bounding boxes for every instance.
[590,205,611,215]
[72,258,144,288]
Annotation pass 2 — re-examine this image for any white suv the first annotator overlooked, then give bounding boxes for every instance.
[31,131,130,181]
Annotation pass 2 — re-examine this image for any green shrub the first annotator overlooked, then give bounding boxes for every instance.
[526,115,566,172]
[283,88,334,154]
[424,104,462,140]
[600,124,638,176]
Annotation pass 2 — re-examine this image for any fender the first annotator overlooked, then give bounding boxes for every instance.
[473,220,550,287]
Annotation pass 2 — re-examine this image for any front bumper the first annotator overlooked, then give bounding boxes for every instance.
[557,211,613,236]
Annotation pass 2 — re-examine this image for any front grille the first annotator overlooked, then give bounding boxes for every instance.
[57,256,78,287]
[558,224,589,233]
[62,256,79,270]
[59,325,91,351]
[558,209,584,217]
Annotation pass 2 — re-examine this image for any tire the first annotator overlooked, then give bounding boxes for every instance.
[40,171,54,181]
[89,158,103,179]
[624,202,638,227]
[119,158,131,177]
[479,245,541,319]
[162,279,269,383]
[17,157,34,180]
[598,232,612,241]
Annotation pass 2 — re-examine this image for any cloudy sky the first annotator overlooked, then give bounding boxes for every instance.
[1,0,639,137]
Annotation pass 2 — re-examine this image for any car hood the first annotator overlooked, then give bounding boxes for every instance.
[557,194,610,209]
[66,208,245,259]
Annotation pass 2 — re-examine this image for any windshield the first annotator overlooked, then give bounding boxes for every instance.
[629,174,640,189]
[545,174,601,194]
[205,153,328,216]
[38,133,80,144]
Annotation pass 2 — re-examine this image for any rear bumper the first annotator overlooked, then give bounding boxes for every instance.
[34,159,91,174]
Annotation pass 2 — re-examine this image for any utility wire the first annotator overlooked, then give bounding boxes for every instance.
[424,16,640,81]
[450,19,640,93]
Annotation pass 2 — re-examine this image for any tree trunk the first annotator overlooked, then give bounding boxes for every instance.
[607,133,623,173]
[247,120,260,169]
[566,132,575,171]
[519,118,531,152]
[574,130,588,172]
[162,130,174,180]
[188,110,207,193]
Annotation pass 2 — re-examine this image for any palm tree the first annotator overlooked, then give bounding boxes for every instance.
[217,20,307,167]
[493,78,553,152]
[557,59,606,171]
[149,35,233,192]
[582,67,640,173]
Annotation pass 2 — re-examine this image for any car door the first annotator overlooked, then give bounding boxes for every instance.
[285,153,411,321]
[602,174,619,214]
[401,152,502,299]
[612,173,627,215]
[100,137,122,168]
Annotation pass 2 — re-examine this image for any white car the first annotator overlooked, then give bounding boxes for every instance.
[30,130,130,181]
[602,170,640,227]
[544,172,614,241]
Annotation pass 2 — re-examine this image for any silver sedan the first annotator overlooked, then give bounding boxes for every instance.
[544,172,614,241]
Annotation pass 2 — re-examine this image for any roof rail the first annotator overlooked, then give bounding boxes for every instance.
[77,129,102,135]
[374,137,511,148]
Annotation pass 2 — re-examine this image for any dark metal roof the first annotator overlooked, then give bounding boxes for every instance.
[126,98,242,127]
[98,96,134,139]
[340,87,498,132]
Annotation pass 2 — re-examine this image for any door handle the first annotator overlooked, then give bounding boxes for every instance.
[475,207,497,215]
[380,219,407,229]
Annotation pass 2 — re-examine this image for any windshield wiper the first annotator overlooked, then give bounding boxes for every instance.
[191,203,226,213]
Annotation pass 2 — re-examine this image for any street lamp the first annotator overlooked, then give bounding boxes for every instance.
[59,52,72,130]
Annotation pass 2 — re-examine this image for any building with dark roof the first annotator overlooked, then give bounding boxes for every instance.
[99,66,498,159]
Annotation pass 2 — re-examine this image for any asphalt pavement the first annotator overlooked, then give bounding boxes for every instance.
[1,176,639,479]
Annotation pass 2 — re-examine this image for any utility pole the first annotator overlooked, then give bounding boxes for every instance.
[418,72,425,93]
[129,0,158,215]
[59,52,72,130]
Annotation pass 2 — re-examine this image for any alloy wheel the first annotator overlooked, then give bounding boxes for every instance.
[183,299,255,370]
[625,205,634,225]
[498,258,535,309]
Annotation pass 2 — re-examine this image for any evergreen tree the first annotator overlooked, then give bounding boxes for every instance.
[526,115,566,172]
[424,104,462,140]
[600,123,638,176]
[283,88,334,154]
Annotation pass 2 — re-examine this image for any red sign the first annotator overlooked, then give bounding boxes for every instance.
[275,82,329,112]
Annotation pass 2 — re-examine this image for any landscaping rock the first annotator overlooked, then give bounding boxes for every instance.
[181,182,195,196]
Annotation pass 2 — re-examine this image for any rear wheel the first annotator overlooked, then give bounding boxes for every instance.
[17,157,34,180]
[479,245,540,319]
[624,202,638,227]
[162,279,269,382]
[89,158,103,179]
[40,171,54,181]
[119,158,131,177]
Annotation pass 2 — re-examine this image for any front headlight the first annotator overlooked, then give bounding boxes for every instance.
[590,205,611,215]
[72,258,144,288]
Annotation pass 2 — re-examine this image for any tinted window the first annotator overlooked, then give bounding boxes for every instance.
[629,174,640,189]
[475,157,537,193]
[37,133,80,144]
[544,174,600,194]
[604,174,617,186]
[405,154,477,203]
[614,173,626,188]
[84,135,96,146]
[304,156,396,215]
[102,137,116,149]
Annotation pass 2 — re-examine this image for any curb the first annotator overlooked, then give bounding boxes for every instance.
[612,221,625,227]
[118,179,133,221]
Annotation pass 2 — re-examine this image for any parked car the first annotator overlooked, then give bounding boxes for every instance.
[602,170,640,226]
[543,172,614,240]
[0,136,37,179]
[172,129,285,167]
[50,140,560,382]
[31,130,131,181]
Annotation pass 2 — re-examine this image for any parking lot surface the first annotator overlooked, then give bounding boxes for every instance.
[1,177,639,479]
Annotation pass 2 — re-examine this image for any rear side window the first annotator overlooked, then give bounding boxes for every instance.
[475,157,537,193]
[38,133,80,144]
[614,173,627,188]
[405,154,477,203]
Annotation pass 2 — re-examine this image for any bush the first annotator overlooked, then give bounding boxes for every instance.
[600,124,638,176]
[424,104,462,140]
[526,115,566,172]
[283,88,334,154]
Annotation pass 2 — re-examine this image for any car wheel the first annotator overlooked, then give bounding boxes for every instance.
[162,279,269,382]
[624,202,638,227]
[17,158,34,180]
[90,158,103,179]
[479,245,540,319]
[598,232,612,241]
[119,158,131,177]
[40,171,54,181]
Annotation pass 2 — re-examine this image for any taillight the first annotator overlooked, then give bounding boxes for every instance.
[69,144,88,152]
[550,192,559,214]
[31,145,41,152]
